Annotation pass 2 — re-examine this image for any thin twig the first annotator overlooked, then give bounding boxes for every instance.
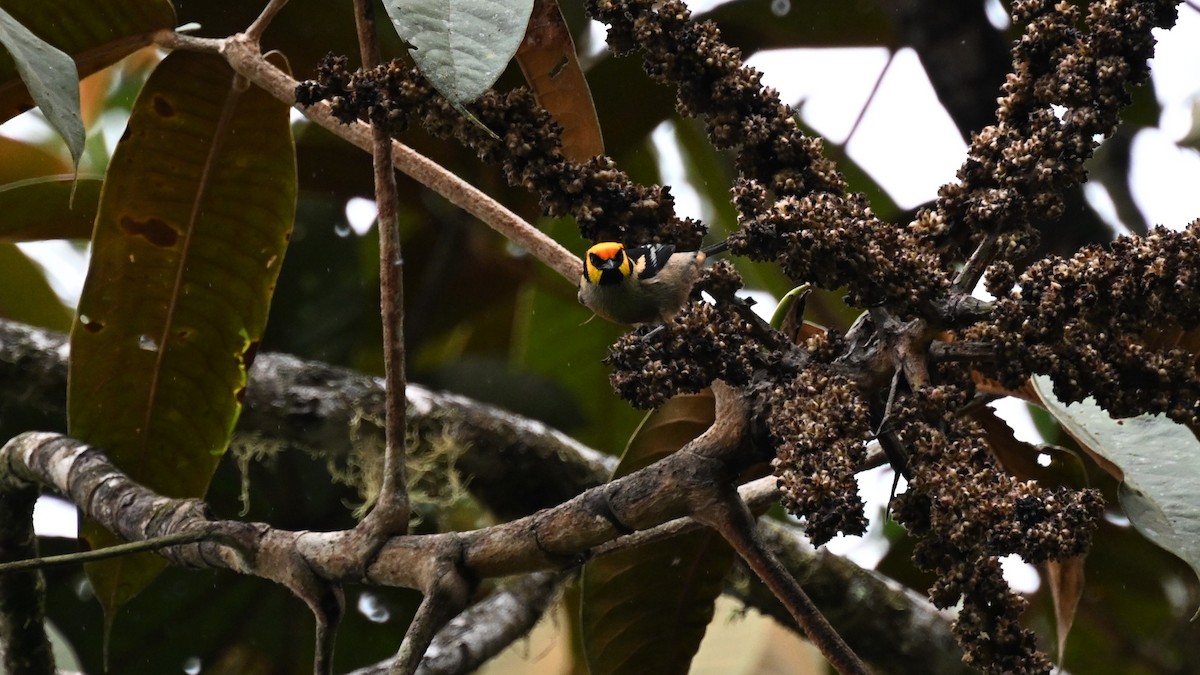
[701,491,871,675]
[843,49,896,148]
[953,232,1000,293]
[352,0,410,539]
[245,0,291,42]
[0,530,213,575]
[929,340,996,362]
[390,569,472,675]
[350,571,567,675]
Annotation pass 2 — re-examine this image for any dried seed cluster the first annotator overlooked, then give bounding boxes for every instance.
[587,0,952,313]
[587,0,844,190]
[891,387,1103,673]
[295,55,705,248]
[731,181,951,310]
[921,0,1179,257]
[764,368,871,546]
[977,222,1200,425]
[606,262,770,409]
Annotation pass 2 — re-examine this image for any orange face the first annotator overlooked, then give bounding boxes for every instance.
[585,242,632,286]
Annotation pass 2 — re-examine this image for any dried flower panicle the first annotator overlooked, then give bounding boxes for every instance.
[976,221,1200,425]
[926,0,1178,257]
[296,54,705,248]
[606,262,769,409]
[730,179,952,310]
[891,387,1103,674]
[587,0,844,193]
[765,368,871,545]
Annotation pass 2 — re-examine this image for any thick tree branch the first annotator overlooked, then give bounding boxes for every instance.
[0,317,956,671]
[0,430,745,589]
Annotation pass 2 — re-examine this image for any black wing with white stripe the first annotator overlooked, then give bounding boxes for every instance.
[627,244,676,280]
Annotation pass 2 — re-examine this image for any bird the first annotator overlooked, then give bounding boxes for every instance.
[577,240,728,325]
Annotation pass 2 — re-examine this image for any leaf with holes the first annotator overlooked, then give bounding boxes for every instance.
[383,0,535,105]
[69,50,296,616]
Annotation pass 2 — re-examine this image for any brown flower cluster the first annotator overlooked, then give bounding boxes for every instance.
[586,0,844,190]
[764,368,871,546]
[585,0,953,314]
[606,261,774,409]
[295,54,705,247]
[731,179,951,311]
[922,0,1179,258]
[977,222,1200,425]
[890,387,1103,673]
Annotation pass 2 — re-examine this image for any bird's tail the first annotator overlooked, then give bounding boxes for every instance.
[701,239,729,257]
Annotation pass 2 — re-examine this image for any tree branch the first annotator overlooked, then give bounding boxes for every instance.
[347,571,566,675]
[153,29,583,285]
[0,317,956,671]
[352,0,411,549]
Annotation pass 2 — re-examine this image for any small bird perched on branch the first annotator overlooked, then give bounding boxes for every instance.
[577,241,728,325]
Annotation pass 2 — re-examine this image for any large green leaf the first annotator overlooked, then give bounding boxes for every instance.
[0,0,175,123]
[1033,375,1200,590]
[382,0,535,105]
[580,391,737,675]
[69,50,296,614]
[0,175,102,242]
[0,7,84,164]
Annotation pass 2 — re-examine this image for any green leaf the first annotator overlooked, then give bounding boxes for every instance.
[0,7,84,164]
[0,175,102,242]
[0,0,176,124]
[382,0,535,105]
[0,242,71,330]
[580,391,737,675]
[1033,375,1200,591]
[0,135,71,180]
[69,50,296,615]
